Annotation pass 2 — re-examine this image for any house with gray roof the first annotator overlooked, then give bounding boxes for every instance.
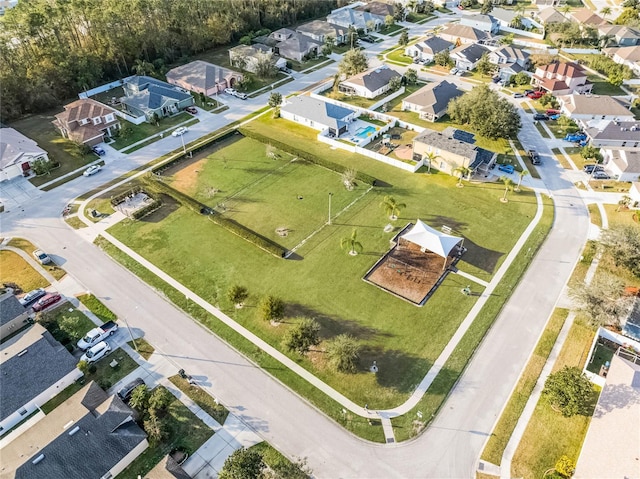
[339,65,402,99]
[450,43,491,71]
[402,80,463,122]
[296,20,348,44]
[0,323,82,434]
[582,119,640,150]
[405,36,454,63]
[597,24,640,47]
[604,45,640,76]
[0,128,49,181]
[0,290,30,341]
[460,13,499,34]
[558,94,635,121]
[353,1,395,18]
[268,29,322,62]
[490,8,542,30]
[166,61,243,97]
[412,127,496,176]
[1,381,148,479]
[439,24,490,45]
[327,6,384,33]
[489,46,530,82]
[602,148,640,181]
[121,75,194,122]
[228,44,287,74]
[280,95,357,137]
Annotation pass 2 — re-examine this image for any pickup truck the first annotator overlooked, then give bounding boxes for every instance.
[528,149,541,165]
[77,321,118,350]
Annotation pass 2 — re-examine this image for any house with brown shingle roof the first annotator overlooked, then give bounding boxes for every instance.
[438,24,490,46]
[536,7,570,25]
[604,45,640,75]
[531,61,592,95]
[569,8,606,26]
[558,94,635,121]
[166,61,243,96]
[53,99,120,146]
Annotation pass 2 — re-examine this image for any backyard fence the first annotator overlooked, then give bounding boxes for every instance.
[78,77,133,99]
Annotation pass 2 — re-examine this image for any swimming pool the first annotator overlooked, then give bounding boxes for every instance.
[355,125,376,139]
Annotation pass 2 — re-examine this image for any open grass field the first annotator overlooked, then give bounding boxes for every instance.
[7,238,66,280]
[110,113,198,151]
[107,117,539,410]
[0,250,49,291]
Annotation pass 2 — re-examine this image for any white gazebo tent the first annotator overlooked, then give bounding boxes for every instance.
[401,220,464,270]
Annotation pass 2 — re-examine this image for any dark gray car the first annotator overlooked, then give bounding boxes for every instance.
[117,378,145,403]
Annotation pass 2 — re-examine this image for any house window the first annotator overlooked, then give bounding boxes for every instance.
[621,142,626,147]
[93,117,102,125]
[105,113,115,122]
[19,408,28,416]
[80,119,90,125]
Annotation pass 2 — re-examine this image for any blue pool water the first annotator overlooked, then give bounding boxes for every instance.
[355,125,376,139]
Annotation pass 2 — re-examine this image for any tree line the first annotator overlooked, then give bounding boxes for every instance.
[0,0,344,121]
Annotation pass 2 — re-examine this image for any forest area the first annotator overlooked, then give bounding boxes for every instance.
[0,0,344,121]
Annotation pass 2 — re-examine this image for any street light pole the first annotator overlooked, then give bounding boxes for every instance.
[122,314,139,352]
[328,192,333,225]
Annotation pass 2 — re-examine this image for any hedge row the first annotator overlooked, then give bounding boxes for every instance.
[110,186,143,206]
[141,175,287,258]
[131,199,163,220]
[239,128,378,186]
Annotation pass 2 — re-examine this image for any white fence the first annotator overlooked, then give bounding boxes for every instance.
[582,326,640,387]
[499,26,544,40]
[369,86,406,111]
[79,76,133,99]
[114,109,147,125]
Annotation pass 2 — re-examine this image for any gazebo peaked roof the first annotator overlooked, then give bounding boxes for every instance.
[401,220,463,258]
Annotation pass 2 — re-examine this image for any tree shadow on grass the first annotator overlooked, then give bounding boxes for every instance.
[140,194,180,223]
[422,214,469,233]
[360,345,430,393]
[286,303,392,342]
[459,238,503,275]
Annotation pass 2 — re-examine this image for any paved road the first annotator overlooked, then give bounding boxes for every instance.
[0,19,591,478]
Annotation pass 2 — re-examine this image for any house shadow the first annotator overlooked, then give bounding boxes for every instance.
[359,345,430,393]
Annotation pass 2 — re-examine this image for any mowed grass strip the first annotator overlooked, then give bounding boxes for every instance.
[481,308,569,466]
[0,250,49,291]
[77,293,117,322]
[7,237,66,280]
[511,320,597,479]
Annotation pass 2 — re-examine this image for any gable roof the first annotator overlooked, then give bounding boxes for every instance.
[451,43,490,63]
[461,13,495,25]
[403,80,463,113]
[491,46,530,63]
[414,128,495,169]
[598,24,640,40]
[584,119,640,142]
[0,291,27,326]
[276,32,321,54]
[354,1,394,17]
[3,382,147,479]
[410,36,454,55]
[604,45,640,61]
[0,128,48,169]
[570,8,605,25]
[327,7,384,28]
[402,220,464,258]
[490,7,517,23]
[440,24,490,42]
[296,20,347,38]
[166,61,240,92]
[609,150,640,173]
[341,65,401,93]
[282,96,355,130]
[536,7,569,24]
[0,323,78,422]
[560,94,633,117]
[57,98,117,124]
[537,61,587,78]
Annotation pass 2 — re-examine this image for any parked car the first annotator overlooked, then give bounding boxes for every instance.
[92,146,106,156]
[527,91,544,99]
[533,113,548,121]
[528,149,541,165]
[513,93,524,98]
[117,377,146,403]
[492,76,501,83]
[32,249,52,265]
[524,89,534,95]
[564,132,587,142]
[449,67,459,75]
[77,321,119,350]
[185,106,198,114]
[236,92,248,100]
[172,126,188,137]
[592,171,610,180]
[19,288,47,306]
[224,87,237,96]
[546,109,561,116]
[83,164,101,176]
[32,292,62,312]
[583,164,603,174]
[80,340,111,364]
[498,164,515,174]
[548,114,561,120]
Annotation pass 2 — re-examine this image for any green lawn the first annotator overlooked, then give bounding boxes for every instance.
[116,387,214,479]
[512,320,598,479]
[481,308,569,466]
[386,48,414,65]
[250,441,310,477]
[7,238,66,280]
[107,117,539,410]
[588,75,626,96]
[38,307,97,349]
[0,250,49,291]
[169,374,229,425]
[76,293,117,322]
[129,337,155,360]
[8,113,97,187]
[110,113,198,151]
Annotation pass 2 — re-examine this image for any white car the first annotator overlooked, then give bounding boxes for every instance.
[32,249,52,265]
[80,341,111,364]
[83,165,101,176]
[172,126,188,137]
[236,92,248,100]
[19,288,46,306]
[224,87,237,96]
[449,67,459,75]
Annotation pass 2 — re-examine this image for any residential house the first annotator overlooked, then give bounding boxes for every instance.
[531,0,565,6]
[280,95,357,137]
[536,7,570,25]
[53,99,120,147]
[228,44,286,74]
[121,75,194,122]
[604,45,640,75]
[598,25,640,46]
[0,128,49,181]
[327,6,385,32]
[0,0,18,16]
[0,323,82,434]
[354,1,395,19]
[460,13,499,34]
[402,80,464,122]
[0,291,30,341]
[412,127,497,176]
[489,46,530,82]
[339,65,402,99]
[450,43,491,71]
[145,455,191,479]
[296,20,348,45]
[531,61,593,95]
[439,24,490,46]
[166,61,243,97]
[629,181,640,206]
[601,149,640,181]
[267,28,322,62]
[569,8,606,26]
[405,36,454,63]
[582,119,640,150]
[559,94,635,121]
[491,8,542,30]
[1,381,148,478]
[574,354,640,479]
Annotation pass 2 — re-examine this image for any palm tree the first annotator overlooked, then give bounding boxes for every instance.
[560,5,572,15]
[600,6,611,20]
[516,169,529,191]
[514,3,526,16]
[380,195,406,220]
[500,175,515,202]
[340,229,363,256]
[599,34,615,49]
[453,166,472,187]
[423,152,440,174]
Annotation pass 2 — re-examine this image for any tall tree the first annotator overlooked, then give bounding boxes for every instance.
[283,317,321,354]
[219,448,265,479]
[570,271,634,327]
[600,225,640,276]
[338,49,369,78]
[516,169,529,191]
[398,30,409,47]
[340,229,363,256]
[453,166,472,187]
[326,334,361,373]
[259,295,285,323]
[380,195,406,220]
[542,366,593,417]
[499,175,515,202]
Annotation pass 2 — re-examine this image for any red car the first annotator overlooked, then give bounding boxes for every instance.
[185,106,197,114]
[32,293,62,312]
[527,91,544,100]
[546,109,561,115]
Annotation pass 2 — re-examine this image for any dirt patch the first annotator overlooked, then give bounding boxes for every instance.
[365,239,455,305]
[394,145,413,160]
[169,157,207,196]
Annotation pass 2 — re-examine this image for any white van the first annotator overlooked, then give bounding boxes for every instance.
[80,341,111,364]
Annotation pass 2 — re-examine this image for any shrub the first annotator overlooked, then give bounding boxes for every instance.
[259,295,285,323]
[88,364,97,374]
[110,186,143,206]
[283,317,320,354]
[131,199,163,220]
[326,334,361,373]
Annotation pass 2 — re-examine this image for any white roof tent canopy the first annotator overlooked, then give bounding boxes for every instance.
[401,220,464,260]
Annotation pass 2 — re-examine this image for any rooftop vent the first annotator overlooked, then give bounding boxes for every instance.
[32,454,45,465]
[68,426,80,436]
[17,349,28,357]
